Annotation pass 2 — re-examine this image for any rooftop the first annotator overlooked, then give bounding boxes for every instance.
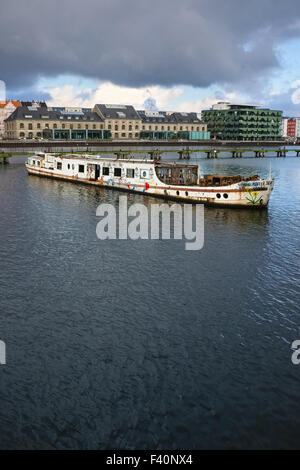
[94,104,140,120]
[5,105,103,122]
[0,100,21,109]
[137,110,203,124]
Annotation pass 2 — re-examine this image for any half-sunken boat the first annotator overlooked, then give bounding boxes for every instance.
[26,153,274,208]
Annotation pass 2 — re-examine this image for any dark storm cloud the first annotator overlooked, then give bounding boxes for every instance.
[1,0,300,91]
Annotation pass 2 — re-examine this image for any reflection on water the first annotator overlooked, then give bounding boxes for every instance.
[0,156,299,449]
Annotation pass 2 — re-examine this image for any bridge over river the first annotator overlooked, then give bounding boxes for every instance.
[1,139,300,163]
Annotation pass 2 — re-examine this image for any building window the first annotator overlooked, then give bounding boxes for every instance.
[78,164,85,173]
[20,123,24,129]
[122,133,126,137]
[78,124,81,129]
[114,168,121,177]
[45,124,49,129]
[53,124,57,129]
[57,162,62,170]
[135,125,139,130]
[122,124,125,130]
[126,168,135,178]
[86,124,88,129]
[28,123,33,130]
[129,125,132,131]
[135,133,139,137]
[115,133,118,138]
[93,124,96,129]
[108,124,111,129]
[20,132,25,137]
[103,167,109,175]
[115,125,118,131]
[37,123,41,129]
[62,124,65,129]
[100,124,103,129]
[70,124,73,129]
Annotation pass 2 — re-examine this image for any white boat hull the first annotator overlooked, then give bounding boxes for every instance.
[25,154,274,208]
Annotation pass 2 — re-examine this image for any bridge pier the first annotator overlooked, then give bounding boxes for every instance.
[206,150,218,159]
[232,151,243,158]
[255,150,265,158]
[0,155,10,164]
[178,149,191,160]
[148,150,162,161]
[114,151,131,159]
[276,150,286,157]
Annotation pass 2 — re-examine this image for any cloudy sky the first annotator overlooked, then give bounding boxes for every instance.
[1,0,300,115]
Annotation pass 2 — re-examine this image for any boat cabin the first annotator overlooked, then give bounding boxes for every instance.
[198,174,260,187]
[155,163,198,186]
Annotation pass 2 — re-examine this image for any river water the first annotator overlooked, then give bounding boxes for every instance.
[0,154,299,449]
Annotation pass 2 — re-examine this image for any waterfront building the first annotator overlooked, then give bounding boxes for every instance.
[93,104,141,140]
[137,110,208,140]
[202,102,283,141]
[4,102,209,140]
[5,103,109,140]
[287,118,296,137]
[0,100,21,137]
[281,117,288,137]
[281,117,300,138]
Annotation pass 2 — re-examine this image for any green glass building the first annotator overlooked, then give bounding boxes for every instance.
[202,103,282,141]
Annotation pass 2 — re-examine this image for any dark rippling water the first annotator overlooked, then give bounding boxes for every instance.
[0,154,299,450]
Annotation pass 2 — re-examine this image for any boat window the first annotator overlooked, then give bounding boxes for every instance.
[103,167,110,176]
[126,168,135,178]
[114,168,121,177]
[155,165,198,186]
[78,164,85,173]
[223,193,228,199]
[216,193,221,199]
[57,162,62,170]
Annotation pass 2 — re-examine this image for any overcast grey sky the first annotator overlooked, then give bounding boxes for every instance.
[1,0,300,113]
